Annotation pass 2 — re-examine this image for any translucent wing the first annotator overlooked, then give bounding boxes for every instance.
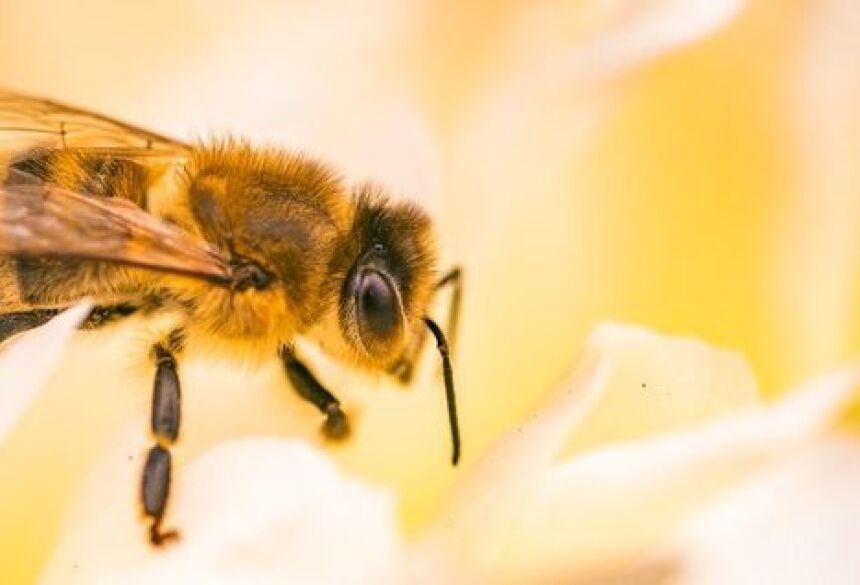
[0,184,232,285]
[0,89,189,156]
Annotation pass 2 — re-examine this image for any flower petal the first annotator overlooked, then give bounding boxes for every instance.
[428,323,758,575]
[495,366,860,582]
[0,301,93,445]
[566,323,759,454]
[498,0,745,82]
[675,438,860,585]
[40,439,400,585]
[769,0,860,385]
[422,353,611,572]
[568,0,745,78]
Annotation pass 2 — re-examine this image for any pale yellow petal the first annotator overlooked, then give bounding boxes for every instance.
[429,323,759,576]
[566,323,759,454]
[40,439,400,585]
[494,367,860,582]
[769,0,860,385]
[423,354,610,572]
[497,0,744,81]
[674,438,860,585]
[0,302,93,444]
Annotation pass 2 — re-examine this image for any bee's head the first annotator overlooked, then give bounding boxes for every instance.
[326,185,437,370]
[327,186,461,466]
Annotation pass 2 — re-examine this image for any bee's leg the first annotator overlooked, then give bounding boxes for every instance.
[141,330,184,546]
[436,266,463,355]
[279,347,350,441]
[79,303,140,329]
[0,303,141,345]
[389,265,463,384]
[0,309,62,343]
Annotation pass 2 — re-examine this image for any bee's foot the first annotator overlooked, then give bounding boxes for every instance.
[388,358,414,384]
[149,524,180,547]
[322,403,350,441]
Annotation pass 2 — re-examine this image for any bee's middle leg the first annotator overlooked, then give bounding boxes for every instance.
[141,330,184,546]
[279,347,349,440]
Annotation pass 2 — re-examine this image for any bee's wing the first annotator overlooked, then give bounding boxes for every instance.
[0,89,189,155]
[0,184,232,285]
[0,92,230,284]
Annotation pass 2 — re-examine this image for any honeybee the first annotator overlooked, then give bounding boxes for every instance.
[0,90,462,546]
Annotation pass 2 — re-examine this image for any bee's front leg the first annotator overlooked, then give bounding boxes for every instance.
[141,330,183,546]
[279,347,350,441]
[389,265,462,384]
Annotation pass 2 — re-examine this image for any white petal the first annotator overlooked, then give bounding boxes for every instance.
[566,323,759,454]
[0,301,93,444]
[423,353,611,571]
[565,0,745,79]
[768,0,860,383]
[40,439,400,585]
[496,0,744,85]
[496,366,860,581]
[675,438,860,585]
[428,323,757,574]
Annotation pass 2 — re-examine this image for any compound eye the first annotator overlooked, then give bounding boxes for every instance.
[356,268,402,344]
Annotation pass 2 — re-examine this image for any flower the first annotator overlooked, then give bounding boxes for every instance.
[6,317,858,583]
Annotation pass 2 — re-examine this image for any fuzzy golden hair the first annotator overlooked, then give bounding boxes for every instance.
[2,137,439,369]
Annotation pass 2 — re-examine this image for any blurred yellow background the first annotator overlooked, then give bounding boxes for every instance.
[2,0,859,582]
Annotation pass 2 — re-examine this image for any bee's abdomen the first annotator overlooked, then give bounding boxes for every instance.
[2,149,150,310]
[8,148,149,206]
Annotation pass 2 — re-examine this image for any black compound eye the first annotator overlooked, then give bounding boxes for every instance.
[356,268,401,342]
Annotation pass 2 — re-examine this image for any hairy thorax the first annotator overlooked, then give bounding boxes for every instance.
[150,143,350,353]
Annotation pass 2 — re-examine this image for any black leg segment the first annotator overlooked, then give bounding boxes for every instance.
[141,333,183,546]
[151,345,181,442]
[279,347,349,441]
[142,445,178,546]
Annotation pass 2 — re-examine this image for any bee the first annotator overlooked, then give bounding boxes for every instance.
[0,90,462,546]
